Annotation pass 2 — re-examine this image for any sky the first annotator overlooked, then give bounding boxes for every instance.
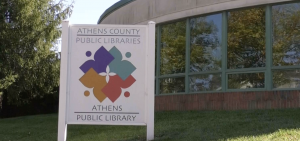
[68,0,120,24]
[56,0,119,51]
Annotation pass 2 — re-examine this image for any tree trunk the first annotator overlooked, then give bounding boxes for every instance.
[0,90,8,118]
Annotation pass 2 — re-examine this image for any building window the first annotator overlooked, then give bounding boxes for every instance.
[160,21,186,75]
[189,13,222,92]
[190,73,222,92]
[228,72,265,89]
[227,7,266,69]
[155,2,300,95]
[190,14,222,72]
[272,2,300,89]
[160,77,185,94]
[273,69,300,89]
[272,3,300,66]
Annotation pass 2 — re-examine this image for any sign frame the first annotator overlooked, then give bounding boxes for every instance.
[57,21,155,141]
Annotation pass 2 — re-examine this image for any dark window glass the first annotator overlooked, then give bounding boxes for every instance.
[160,77,185,94]
[190,73,222,92]
[228,72,265,89]
[273,3,300,66]
[227,7,266,69]
[190,14,222,72]
[160,21,186,75]
[273,69,300,88]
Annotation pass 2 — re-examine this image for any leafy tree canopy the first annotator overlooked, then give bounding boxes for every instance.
[0,0,73,104]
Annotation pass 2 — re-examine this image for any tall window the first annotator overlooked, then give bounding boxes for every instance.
[190,13,222,92]
[272,3,300,89]
[160,21,186,75]
[227,7,266,89]
[227,7,266,69]
[160,21,186,94]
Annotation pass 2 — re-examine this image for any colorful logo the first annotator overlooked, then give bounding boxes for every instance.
[79,46,136,103]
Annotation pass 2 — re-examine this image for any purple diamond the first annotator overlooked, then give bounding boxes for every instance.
[80,46,114,73]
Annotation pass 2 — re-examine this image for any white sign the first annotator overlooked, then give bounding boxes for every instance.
[58,21,155,141]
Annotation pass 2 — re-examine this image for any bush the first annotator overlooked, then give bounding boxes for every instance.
[0,87,59,118]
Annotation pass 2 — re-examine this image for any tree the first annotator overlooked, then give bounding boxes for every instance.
[0,0,73,105]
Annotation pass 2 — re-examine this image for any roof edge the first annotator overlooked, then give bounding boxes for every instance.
[97,0,135,24]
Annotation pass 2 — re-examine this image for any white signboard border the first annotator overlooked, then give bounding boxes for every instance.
[57,21,155,141]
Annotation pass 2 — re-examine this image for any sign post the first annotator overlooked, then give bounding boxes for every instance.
[58,21,155,141]
[146,21,155,141]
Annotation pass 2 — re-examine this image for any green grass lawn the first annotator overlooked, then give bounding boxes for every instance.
[1,109,300,141]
